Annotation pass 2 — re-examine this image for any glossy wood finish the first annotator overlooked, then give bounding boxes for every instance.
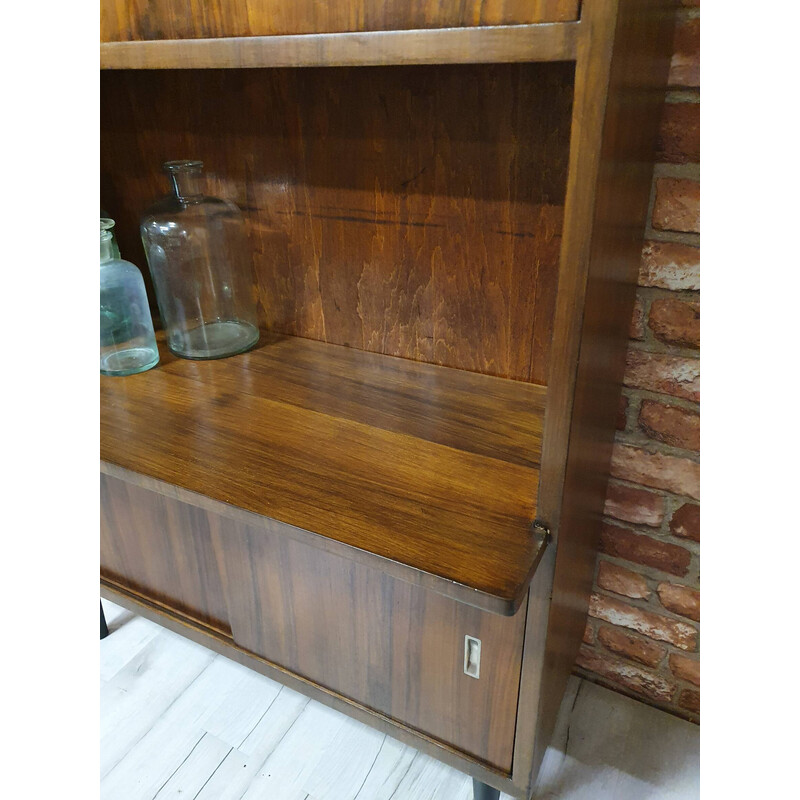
[101,334,548,616]
[101,1,580,41]
[518,0,678,794]
[99,477,526,771]
[100,474,231,634]
[101,63,573,384]
[100,23,581,69]
[98,1,676,796]
[210,505,527,771]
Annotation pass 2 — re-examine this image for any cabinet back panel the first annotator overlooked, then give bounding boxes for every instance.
[101,63,573,382]
[101,1,581,41]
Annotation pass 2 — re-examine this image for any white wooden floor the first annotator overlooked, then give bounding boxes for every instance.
[100,600,699,800]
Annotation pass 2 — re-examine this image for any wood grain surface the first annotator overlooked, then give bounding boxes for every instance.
[100,63,573,383]
[100,472,526,771]
[100,474,231,633]
[210,504,527,771]
[523,0,678,791]
[97,1,675,793]
[100,334,548,614]
[101,0,580,41]
[100,23,581,70]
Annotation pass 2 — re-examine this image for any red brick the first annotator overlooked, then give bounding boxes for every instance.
[575,645,677,703]
[639,400,700,451]
[630,296,646,340]
[669,653,700,686]
[669,18,700,88]
[625,350,699,402]
[656,102,700,164]
[648,298,700,349]
[601,524,691,576]
[617,394,629,431]
[597,560,651,599]
[604,483,664,527]
[597,625,666,668]
[589,593,698,650]
[670,503,700,542]
[583,624,595,645]
[652,178,700,233]
[640,241,700,291]
[679,688,700,714]
[658,582,700,622]
[610,444,699,499]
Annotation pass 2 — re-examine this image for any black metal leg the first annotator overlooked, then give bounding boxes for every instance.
[473,778,500,800]
[101,601,109,640]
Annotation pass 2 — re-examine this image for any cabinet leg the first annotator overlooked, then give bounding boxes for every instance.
[473,778,500,800]
[101,601,109,640]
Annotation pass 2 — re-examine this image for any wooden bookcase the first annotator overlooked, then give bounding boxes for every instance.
[99,2,676,797]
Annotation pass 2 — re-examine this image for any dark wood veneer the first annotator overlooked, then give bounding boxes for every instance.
[100,474,526,771]
[529,0,677,786]
[101,62,574,384]
[101,333,548,615]
[100,474,231,634]
[101,0,580,41]
[211,503,527,771]
[99,2,676,796]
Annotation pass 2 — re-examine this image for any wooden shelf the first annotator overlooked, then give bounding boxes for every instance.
[101,333,548,616]
[100,23,579,70]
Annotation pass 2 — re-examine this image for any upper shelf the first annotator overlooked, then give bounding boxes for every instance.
[101,333,548,616]
[100,23,580,69]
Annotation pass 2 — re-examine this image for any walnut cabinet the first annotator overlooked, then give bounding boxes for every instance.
[99,2,676,796]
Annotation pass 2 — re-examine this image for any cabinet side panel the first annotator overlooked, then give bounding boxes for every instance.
[210,513,526,772]
[101,1,581,41]
[100,473,231,633]
[526,0,677,790]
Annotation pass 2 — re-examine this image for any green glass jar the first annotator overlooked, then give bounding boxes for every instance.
[100,224,159,376]
[100,217,121,259]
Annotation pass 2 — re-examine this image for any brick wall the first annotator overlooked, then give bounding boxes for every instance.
[574,2,700,723]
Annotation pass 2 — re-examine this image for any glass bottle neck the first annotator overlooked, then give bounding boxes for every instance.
[100,233,114,263]
[169,169,204,203]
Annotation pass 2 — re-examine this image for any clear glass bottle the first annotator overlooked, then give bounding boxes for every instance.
[140,160,260,360]
[100,225,159,376]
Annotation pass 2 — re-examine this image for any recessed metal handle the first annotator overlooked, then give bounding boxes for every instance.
[464,635,481,679]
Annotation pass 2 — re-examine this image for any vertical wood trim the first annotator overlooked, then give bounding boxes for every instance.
[511,2,620,791]
[509,547,557,793]
[514,0,677,794]
[536,0,619,531]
